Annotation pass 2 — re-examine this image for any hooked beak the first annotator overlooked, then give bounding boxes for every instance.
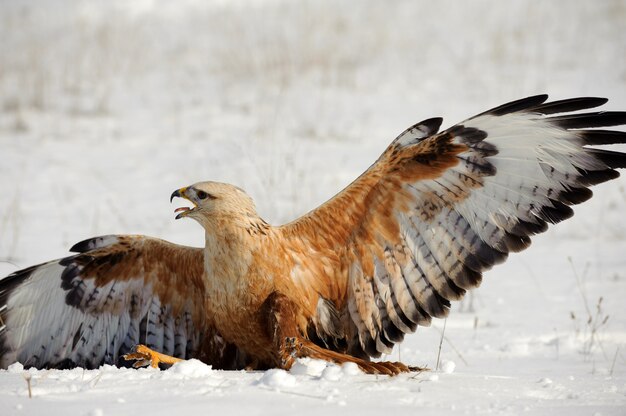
[170,187,195,219]
[170,189,181,203]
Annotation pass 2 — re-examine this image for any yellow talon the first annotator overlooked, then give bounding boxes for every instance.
[123,344,183,368]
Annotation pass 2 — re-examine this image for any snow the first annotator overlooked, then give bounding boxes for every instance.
[1,0,626,414]
[440,360,456,374]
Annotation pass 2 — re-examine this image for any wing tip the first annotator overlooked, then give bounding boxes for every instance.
[477,94,549,117]
[475,95,617,119]
[419,117,444,135]
[393,117,444,147]
[531,97,609,115]
[70,235,120,253]
[551,111,626,130]
[580,130,626,146]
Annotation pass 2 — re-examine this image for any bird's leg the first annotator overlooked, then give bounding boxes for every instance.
[123,344,183,369]
[262,291,424,376]
[283,337,425,376]
[260,292,303,370]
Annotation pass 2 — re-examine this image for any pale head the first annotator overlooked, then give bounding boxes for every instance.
[170,181,259,225]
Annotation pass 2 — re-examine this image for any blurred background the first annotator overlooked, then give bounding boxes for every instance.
[0,0,625,265]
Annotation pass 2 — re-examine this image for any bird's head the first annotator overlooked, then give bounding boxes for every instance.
[170,181,258,225]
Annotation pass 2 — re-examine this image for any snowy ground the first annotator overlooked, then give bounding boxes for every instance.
[1,0,625,414]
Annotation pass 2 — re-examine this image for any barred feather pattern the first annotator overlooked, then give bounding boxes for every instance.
[0,235,208,369]
[334,96,626,356]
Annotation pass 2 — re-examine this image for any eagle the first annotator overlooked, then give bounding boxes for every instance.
[1,95,625,375]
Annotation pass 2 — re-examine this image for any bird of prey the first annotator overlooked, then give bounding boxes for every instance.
[1,95,625,375]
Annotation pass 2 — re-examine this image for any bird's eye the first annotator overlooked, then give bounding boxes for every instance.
[197,190,209,200]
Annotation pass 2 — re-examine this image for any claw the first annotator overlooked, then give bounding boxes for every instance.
[280,337,303,368]
[123,352,152,368]
[123,344,183,369]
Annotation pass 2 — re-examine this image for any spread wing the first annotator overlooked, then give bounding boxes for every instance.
[280,95,626,358]
[0,235,241,369]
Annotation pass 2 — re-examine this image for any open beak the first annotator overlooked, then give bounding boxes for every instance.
[170,187,196,219]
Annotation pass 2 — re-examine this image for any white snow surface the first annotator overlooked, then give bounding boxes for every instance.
[1,0,626,414]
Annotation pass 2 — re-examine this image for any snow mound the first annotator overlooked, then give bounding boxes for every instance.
[341,362,362,376]
[257,369,297,389]
[290,358,362,379]
[7,363,24,373]
[164,359,214,378]
[290,357,329,376]
[440,360,456,374]
[321,365,343,381]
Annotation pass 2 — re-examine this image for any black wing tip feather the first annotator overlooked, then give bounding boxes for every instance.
[510,219,549,238]
[580,130,626,146]
[477,94,549,117]
[551,111,626,129]
[589,148,626,169]
[70,235,119,253]
[559,187,594,205]
[576,168,620,186]
[476,94,626,120]
[362,333,379,357]
[530,97,608,115]
[70,239,93,253]
[538,201,575,225]
[382,322,405,343]
[394,117,444,146]
[418,117,444,135]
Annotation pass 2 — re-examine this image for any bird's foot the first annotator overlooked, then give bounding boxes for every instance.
[123,344,183,369]
[364,360,426,375]
[279,336,301,368]
[280,336,425,376]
